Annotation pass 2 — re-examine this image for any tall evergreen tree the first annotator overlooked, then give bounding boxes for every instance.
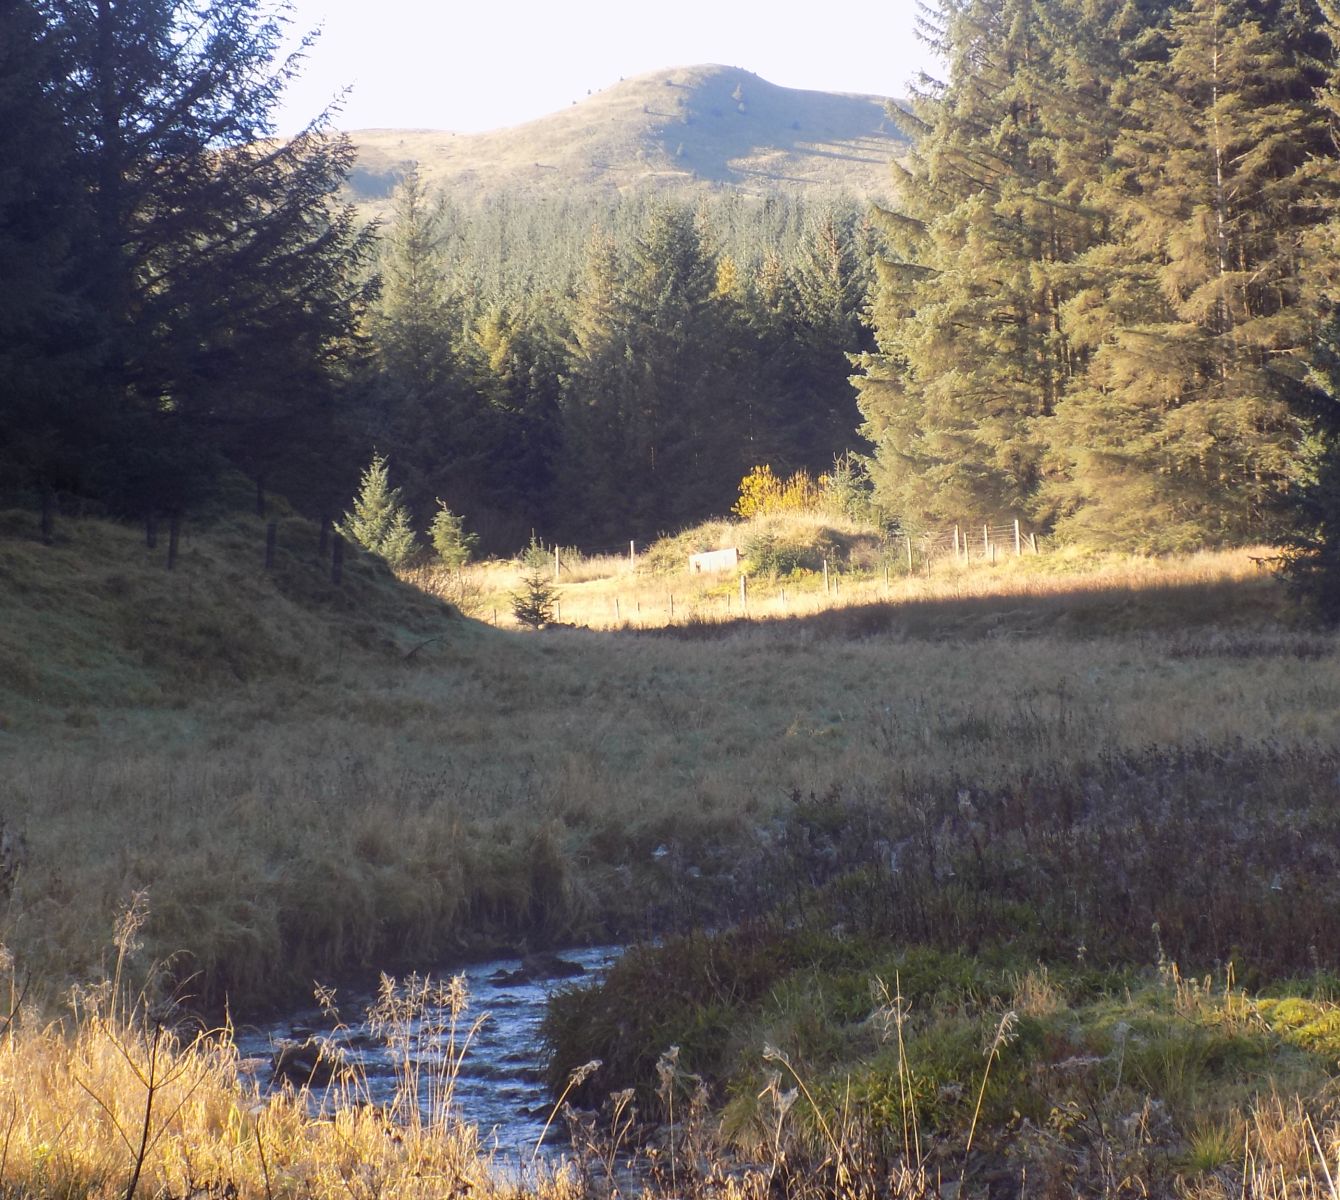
[33,0,375,513]
[364,171,475,525]
[854,0,1116,529]
[1044,0,1337,548]
[560,207,741,542]
[1282,308,1340,619]
[558,234,641,541]
[775,208,874,470]
[337,452,417,566]
[0,0,92,497]
[1280,0,1340,612]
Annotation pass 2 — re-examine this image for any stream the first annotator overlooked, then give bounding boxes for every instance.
[235,945,621,1166]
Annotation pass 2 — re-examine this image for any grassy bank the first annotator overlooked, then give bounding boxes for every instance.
[3,509,1340,1196]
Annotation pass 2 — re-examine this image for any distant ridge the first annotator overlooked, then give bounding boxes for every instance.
[344,65,904,210]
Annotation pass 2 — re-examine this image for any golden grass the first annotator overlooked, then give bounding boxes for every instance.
[427,530,1278,633]
[0,974,553,1200]
[6,975,1340,1200]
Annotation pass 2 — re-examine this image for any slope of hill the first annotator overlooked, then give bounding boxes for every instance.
[0,506,468,732]
[344,64,903,209]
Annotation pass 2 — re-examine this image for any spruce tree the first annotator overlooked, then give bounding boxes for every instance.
[616,204,742,536]
[34,0,375,513]
[429,502,478,567]
[1281,0,1340,612]
[559,207,741,541]
[1281,310,1340,619]
[338,453,418,566]
[1044,0,1336,548]
[510,538,558,628]
[0,0,92,498]
[559,234,640,542]
[854,0,1117,529]
[373,172,459,409]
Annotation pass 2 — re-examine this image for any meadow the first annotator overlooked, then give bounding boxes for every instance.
[1,506,1339,1198]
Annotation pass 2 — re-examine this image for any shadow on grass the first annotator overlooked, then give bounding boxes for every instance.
[629,573,1305,643]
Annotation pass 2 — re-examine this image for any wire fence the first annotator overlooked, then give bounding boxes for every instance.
[913,519,1040,565]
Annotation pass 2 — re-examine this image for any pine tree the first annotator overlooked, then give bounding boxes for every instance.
[1281,310,1340,619]
[616,204,741,535]
[34,0,375,513]
[772,207,874,471]
[558,233,639,542]
[558,207,741,541]
[1044,0,1336,548]
[364,170,481,529]
[854,0,1116,529]
[429,502,478,567]
[338,453,418,566]
[463,300,565,535]
[1281,0,1340,612]
[510,538,558,628]
[373,172,459,407]
[0,0,93,498]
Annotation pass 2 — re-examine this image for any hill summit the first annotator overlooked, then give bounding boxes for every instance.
[345,65,903,208]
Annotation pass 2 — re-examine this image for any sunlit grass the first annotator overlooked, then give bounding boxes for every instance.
[418,520,1278,632]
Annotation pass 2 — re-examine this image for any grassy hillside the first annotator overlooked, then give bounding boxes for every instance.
[344,65,903,213]
[0,506,467,730]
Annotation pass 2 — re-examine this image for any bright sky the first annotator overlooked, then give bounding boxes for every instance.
[272,0,935,134]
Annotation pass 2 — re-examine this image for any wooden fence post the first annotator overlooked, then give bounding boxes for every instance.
[615,598,621,622]
[740,573,747,611]
[629,540,635,567]
[906,535,913,572]
[1014,519,1022,556]
[331,534,344,584]
[167,513,180,570]
[823,558,830,595]
[554,546,560,582]
[953,525,960,560]
[1030,532,1039,555]
[983,524,990,556]
[265,521,277,570]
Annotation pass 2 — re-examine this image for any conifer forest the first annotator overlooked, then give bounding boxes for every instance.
[4,0,1340,611]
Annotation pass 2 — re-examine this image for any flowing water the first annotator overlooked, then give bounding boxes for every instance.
[235,945,621,1166]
